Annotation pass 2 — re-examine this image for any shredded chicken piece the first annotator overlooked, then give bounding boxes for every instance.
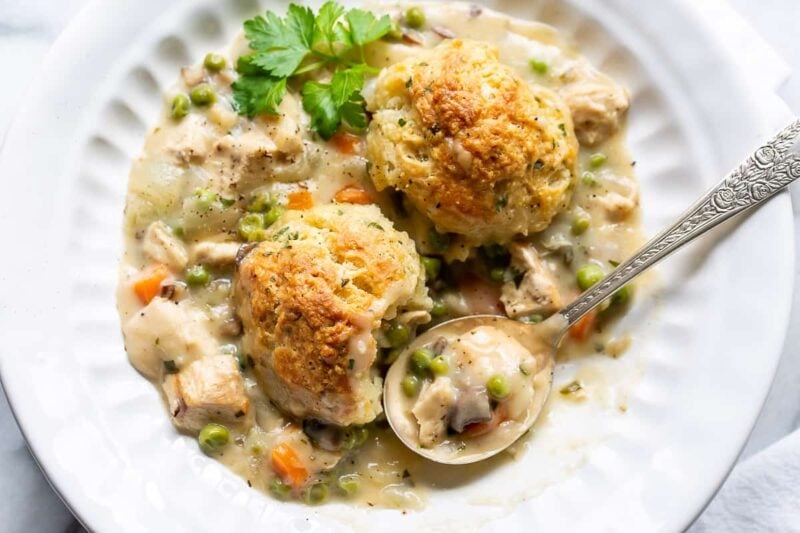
[180,66,205,86]
[597,188,639,221]
[163,355,251,432]
[165,114,214,163]
[394,309,431,326]
[190,240,242,266]
[143,221,188,272]
[560,60,630,146]
[412,377,457,447]
[501,243,563,318]
[123,297,219,379]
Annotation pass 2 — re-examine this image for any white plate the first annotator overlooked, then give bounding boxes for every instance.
[0,0,793,531]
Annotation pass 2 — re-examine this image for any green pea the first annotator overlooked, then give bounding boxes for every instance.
[429,229,451,251]
[383,347,402,365]
[576,264,604,291]
[386,323,410,347]
[269,478,291,500]
[430,356,449,376]
[521,314,543,324]
[421,256,442,279]
[581,171,598,186]
[489,267,507,283]
[342,426,369,450]
[354,427,369,446]
[204,52,227,72]
[486,374,510,400]
[589,152,607,169]
[238,213,266,242]
[430,299,447,318]
[194,188,218,211]
[247,192,274,212]
[304,483,329,505]
[529,59,548,75]
[198,423,230,455]
[190,83,216,106]
[171,94,190,119]
[337,474,360,496]
[482,244,509,261]
[401,374,421,397]
[185,265,210,286]
[571,216,591,235]
[410,348,433,375]
[385,20,404,40]
[404,7,426,28]
[611,285,633,306]
[263,205,284,227]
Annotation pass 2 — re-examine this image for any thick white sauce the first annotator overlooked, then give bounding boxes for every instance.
[117,1,644,508]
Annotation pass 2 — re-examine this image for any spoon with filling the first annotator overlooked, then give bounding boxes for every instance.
[384,119,800,465]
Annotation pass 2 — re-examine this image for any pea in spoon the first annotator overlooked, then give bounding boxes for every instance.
[384,118,800,465]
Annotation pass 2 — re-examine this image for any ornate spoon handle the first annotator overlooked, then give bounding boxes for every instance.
[559,119,800,331]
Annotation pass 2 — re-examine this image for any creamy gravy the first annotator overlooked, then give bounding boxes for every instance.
[117,1,644,509]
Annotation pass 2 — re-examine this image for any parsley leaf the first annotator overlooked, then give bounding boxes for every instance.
[313,1,350,51]
[330,67,365,106]
[340,96,368,131]
[245,5,315,77]
[233,1,389,138]
[302,82,340,138]
[231,56,287,116]
[250,47,308,78]
[232,75,287,117]
[344,9,392,45]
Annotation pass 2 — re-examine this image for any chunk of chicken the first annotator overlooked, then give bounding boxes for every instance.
[597,188,639,221]
[560,61,630,146]
[209,95,309,193]
[412,377,457,448]
[165,114,214,164]
[212,130,278,193]
[180,66,205,87]
[162,355,251,432]
[122,297,219,379]
[142,221,188,272]
[190,240,242,266]
[501,243,563,318]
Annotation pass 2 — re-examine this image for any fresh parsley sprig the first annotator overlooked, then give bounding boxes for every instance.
[232,1,392,139]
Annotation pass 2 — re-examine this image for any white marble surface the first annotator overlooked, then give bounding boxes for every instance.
[0,0,798,531]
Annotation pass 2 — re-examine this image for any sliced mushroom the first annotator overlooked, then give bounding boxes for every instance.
[449,387,492,433]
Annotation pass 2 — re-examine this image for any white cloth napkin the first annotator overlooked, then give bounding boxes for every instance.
[692,430,800,532]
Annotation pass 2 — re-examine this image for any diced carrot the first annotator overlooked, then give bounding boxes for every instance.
[287,190,314,210]
[569,309,597,342]
[132,264,170,304]
[334,185,373,205]
[329,132,362,155]
[270,443,308,488]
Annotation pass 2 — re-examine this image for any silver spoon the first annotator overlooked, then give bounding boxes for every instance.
[384,118,800,465]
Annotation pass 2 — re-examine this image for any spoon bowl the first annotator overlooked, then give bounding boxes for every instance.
[384,314,564,465]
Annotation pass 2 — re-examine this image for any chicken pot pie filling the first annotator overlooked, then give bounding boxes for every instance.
[117,2,644,508]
